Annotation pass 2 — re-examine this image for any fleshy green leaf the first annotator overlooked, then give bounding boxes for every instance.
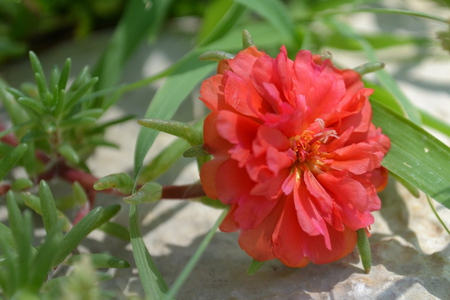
[89,204,122,233]
[137,119,202,146]
[17,97,47,115]
[123,182,162,204]
[39,180,61,234]
[58,58,72,91]
[372,100,450,208]
[0,143,27,181]
[63,77,98,112]
[94,173,133,194]
[247,259,265,275]
[28,221,63,293]
[29,51,47,91]
[57,144,80,164]
[98,221,130,241]
[53,207,102,266]
[11,178,33,191]
[356,228,371,274]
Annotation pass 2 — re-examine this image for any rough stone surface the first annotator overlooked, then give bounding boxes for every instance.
[1,3,450,299]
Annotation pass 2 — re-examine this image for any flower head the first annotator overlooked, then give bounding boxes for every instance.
[199,46,390,267]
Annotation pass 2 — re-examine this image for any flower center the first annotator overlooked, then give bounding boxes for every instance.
[289,119,339,170]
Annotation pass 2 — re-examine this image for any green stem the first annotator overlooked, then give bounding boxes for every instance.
[426,195,450,235]
[163,207,229,300]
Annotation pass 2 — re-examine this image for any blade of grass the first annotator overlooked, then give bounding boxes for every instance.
[197,1,246,47]
[133,54,215,178]
[371,100,450,208]
[233,0,298,45]
[426,195,450,235]
[129,203,169,300]
[163,207,229,300]
[92,0,174,101]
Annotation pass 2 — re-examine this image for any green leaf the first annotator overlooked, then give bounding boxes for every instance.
[129,204,169,299]
[93,0,174,97]
[371,100,450,208]
[66,254,130,269]
[427,195,450,236]
[29,51,47,91]
[11,177,33,191]
[89,204,122,233]
[137,119,203,146]
[58,58,72,91]
[98,221,130,241]
[420,109,450,137]
[59,116,97,128]
[197,196,227,209]
[247,259,265,275]
[17,96,46,115]
[197,1,246,47]
[94,173,133,194]
[34,72,50,106]
[356,228,371,274]
[57,144,80,164]
[28,221,63,293]
[0,228,17,297]
[53,207,102,266]
[233,0,297,45]
[133,53,215,178]
[123,182,162,204]
[0,143,27,180]
[0,80,30,134]
[63,77,98,111]
[39,180,61,234]
[138,138,190,183]
[0,223,15,250]
[20,192,71,231]
[72,182,88,206]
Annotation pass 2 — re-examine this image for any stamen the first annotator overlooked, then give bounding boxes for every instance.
[313,118,339,143]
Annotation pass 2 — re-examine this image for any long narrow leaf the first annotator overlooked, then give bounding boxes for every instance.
[28,222,63,293]
[39,180,61,234]
[371,100,450,208]
[92,0,174,96]
[53,207,102,266]
[129,204,169,299]
[233,0,297,44]
[133,54,215,178]
[0,143,27,180]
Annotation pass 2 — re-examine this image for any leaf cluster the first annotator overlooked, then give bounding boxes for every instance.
[0,182,129,299]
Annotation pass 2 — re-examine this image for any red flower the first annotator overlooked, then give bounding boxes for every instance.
[199,46,390,267]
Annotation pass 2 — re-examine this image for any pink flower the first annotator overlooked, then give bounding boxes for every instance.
[199,46,390,267]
